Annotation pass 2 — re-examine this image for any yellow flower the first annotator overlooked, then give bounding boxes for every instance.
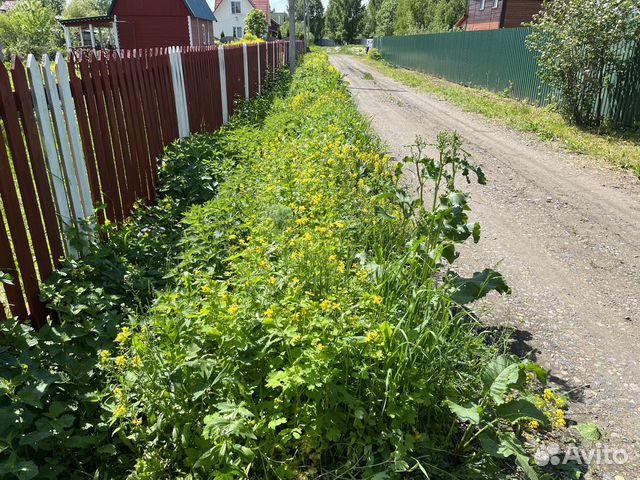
[295,217,309,226]
[115,356,127,368]
[329,255,337,263]
[334,221,345,229]
[115,327,132,345]
[228,234,237,241]
[529,420,541,430]
[372,295,383,305]
[543,389,555,401]
[337,262,345,273]
[264,307,275,318]
[201,284,212,294]
[114,404,127,419]
[132,355,143,368]
[228,304,240,316]
[303,233,313,242]
[554,396,567,408]
[131,417,143,427]
[332,302,341,311]
[114,387,124,398]
[268,276,277,285]
[315,226,327,234]
[364,331,380,344]
[99,350,111,363]
[317,343,325,352]
[356,270,368,282]
[104,219,112,226]
[319,300,332,311]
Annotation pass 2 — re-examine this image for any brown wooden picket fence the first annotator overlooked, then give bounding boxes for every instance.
[0,40,304,326]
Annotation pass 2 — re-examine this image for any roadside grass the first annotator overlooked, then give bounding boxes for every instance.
[353,55,640,175]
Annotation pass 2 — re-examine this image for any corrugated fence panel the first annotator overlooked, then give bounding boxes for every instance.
[375,29,640,127]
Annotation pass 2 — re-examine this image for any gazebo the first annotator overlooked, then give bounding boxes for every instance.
[60,15,120,52]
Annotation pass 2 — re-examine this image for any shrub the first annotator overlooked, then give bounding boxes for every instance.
[368,47,382,60]
[527,0,640,127]
[105,53,558,479]
[245,9,269,38]
[0,0,62,58]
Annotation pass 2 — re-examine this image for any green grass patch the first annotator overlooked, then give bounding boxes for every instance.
[355,56,640,174]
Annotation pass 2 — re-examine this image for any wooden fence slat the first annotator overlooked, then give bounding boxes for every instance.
[55,53,94,219]
[86,54,124,222]
[0,208,28,320]
[10,59,64,265]
[68,56,103,220]
[0,65,53,284]
[0,127,45,323]
[42,56,85,222]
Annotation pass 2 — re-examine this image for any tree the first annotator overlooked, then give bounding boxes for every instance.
[0,0,62,58]
[63,0,100,18]
[375,0,397,36]
[527,0,640,127]
[63,0,111,18]
[363,0,382,36]
[245,8,269,37]
[325,0,364,44]
[395,0,465,35]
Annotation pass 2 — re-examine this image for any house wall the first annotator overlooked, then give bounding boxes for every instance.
[502,0,543,28]
[466,0,504,31]
[113,0,191,48]
[209,0,255,39]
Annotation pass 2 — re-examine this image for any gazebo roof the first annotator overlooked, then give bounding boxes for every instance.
[60,15,114,27]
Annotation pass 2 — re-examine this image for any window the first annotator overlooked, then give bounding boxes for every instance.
[492,0,499,7]
[480,0,485,10]
[233,26,243,38]
[231,1,241,14]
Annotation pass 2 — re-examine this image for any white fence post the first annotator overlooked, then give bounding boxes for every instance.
[257,42,261,94]
[218,46,229,124]
[26,55,75,254]
[54,52,93,219]
[243,43,249,100]
[169,47,190,139]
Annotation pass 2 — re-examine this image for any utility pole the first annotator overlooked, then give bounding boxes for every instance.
[289,0,296,74]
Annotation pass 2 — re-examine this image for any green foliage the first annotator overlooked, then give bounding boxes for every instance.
[293,0,325,40]
[527,0,640,127]
[325,0,365,44]
[0,0,62,58]
[0,70,292,479]
[375,0,397,36]
[394,0,466,35]
[63,0,99,18]
[245,9,269,38]
[101,53,553,479]
[368,47,382,60]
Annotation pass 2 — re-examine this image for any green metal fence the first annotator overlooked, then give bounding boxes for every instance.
[374,28,640,127]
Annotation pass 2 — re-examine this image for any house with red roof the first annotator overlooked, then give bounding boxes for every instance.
[208,0,270,40]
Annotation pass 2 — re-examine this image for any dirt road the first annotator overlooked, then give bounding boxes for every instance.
[330,55,640,478]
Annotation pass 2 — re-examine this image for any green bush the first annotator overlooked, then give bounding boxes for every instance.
[104,53,559,479]
[368,47,382,60]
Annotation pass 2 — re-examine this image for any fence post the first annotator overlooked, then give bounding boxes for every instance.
[169,47,190,138]
[218,46,229,124]
[257,42,261,94]
[26,55,74,254]
[243,43,250,100]
[54,52,93,219]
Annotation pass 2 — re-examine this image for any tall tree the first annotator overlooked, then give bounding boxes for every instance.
[363,0,383,36]
[0,0,61,57]
[395,0,466,34]
[245,8,268,37]
[325,0,364,44]
[375,0,397,36]
[293,0,324,40]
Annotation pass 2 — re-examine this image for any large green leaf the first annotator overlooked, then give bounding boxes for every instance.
[450,269,511,305]
[482,354,520,390]
[496,399,547,424]
[573,422,602,441]
[490,363,524,404]
[445,400,480,425]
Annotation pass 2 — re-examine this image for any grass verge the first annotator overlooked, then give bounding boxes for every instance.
[103,53,571,479]
[354,55,640,176]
